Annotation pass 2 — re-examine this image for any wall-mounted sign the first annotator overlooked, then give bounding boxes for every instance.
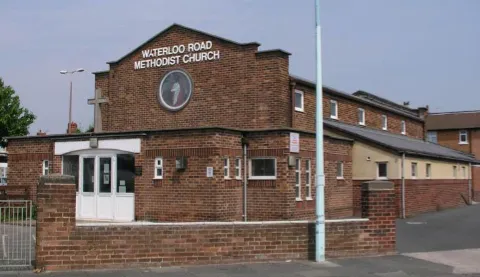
[158,70,193,111]
[206,167,214,178]
[134,40,220,70]
[290,132,300,153]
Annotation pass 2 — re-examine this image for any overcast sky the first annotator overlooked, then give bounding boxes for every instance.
[0,0,478,134]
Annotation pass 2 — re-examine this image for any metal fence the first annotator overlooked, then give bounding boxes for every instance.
[0,200,33,269]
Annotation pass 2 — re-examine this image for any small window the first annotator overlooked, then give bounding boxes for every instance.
[42,160,49,176]
[223,158,230,179]
[453,165,457,178]
[235,158,241,179]
[381,115,388,130]
[377,162,388,179]
[358,108,365,126]
[330,100,338,119]
[295,158,301,200]
[401,121,406,135]
[154,157,163,179]
[411,162,417,178]
[459,130,468,144]
[427,131,438,143]
[336,161,344,179]
[305,160,312,199]
[249,158,276,180]
[426,163,431,178]
[462,166,467,178]
[294,90,304,112]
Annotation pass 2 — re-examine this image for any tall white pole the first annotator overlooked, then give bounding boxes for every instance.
[315,0,326,262]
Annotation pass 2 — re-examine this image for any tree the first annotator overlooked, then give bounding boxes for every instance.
[0,78,36,147]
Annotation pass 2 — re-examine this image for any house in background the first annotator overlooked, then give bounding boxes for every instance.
[0,147,7,185]
[426,111,480,201]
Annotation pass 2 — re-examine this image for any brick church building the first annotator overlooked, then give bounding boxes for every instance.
[6,24,478,222]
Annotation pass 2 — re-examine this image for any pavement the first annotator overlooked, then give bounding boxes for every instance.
[1,204,480,276]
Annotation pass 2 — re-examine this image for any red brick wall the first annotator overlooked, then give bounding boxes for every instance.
[97,25,290,133]
[436,129,472,153]
[35,177,396,271]
[470,129,480,158]
[293,83,424,139]
[354,179,469,218]
[473,166,480,201]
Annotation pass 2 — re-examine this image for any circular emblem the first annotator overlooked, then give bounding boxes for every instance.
[158,70,193,111]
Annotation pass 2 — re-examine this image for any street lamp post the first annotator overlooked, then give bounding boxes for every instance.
[60,68,85,132]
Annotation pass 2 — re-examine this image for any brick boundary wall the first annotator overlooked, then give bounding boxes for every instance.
[36,175,396,271]
[353,179,469,218]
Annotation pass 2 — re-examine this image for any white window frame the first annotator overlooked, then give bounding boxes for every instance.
[305,160,312,200]
[453,165,457,179]
[427,131,438,143]
[381,115,388,130]
[42,160,49,176]
[336,161,344,179]
[426,163,431,179]
[234,158,241,180]
[294,89,304,112]
[223,158,230,179]
[295,158,301,201]
[401,120,406,135]
[462,166,466,178]
[411,162,417,179]
[377,162,388,180]
[248,158,277,180]
[358,108,365,126]
[154,157,163,179]
[330,100,338,119]
[459,130,468,144]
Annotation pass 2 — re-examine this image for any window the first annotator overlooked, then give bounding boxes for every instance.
[223,158,230,179]
[117,154,135,193]
[235,158,241,179]
[462,166,467,178]
[401,121,406,135]
[249,158,276,180]
[358,108,365,126]
[459,130,468,144]
[294,90,304,112]
[453,166,457,178]
[336,161,344,179]
[411,162,417,178]
[427,131,438,143]
[42,160,49,176]
[377,162,387,179]
[330,100,338,119]
[305,160,312,199]
[154,157,163,179]
[0,166,7,185]
[381,115,388,130]
[426,163,431,178]
[295,158,301,200]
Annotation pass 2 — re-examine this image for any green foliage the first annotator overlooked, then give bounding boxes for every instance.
[0,78,36,147]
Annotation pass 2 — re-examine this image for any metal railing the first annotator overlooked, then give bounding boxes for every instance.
[0,200,33,269]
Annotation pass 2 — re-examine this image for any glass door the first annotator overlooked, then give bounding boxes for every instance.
[79,157,96,219]
[96,156,114,220]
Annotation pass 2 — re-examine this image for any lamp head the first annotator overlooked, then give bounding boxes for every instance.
[60,70,68,74]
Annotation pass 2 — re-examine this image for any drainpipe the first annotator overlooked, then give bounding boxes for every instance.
[401,152,406,219]
[242,137,248,221]
[468,162,472,204]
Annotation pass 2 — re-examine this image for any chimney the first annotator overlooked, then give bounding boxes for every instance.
[418,105,429,119]
[36,130,47,136]
[67,122,78,134]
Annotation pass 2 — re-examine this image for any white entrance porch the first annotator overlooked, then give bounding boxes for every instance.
[55,139,140,222]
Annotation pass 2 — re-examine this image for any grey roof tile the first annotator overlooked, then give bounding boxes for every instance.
[325,119,479,163]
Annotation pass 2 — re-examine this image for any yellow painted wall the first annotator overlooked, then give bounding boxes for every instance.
[352,141,470,180]
[352,142,400,180]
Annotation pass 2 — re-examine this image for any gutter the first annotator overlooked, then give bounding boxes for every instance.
[401,152,406,219]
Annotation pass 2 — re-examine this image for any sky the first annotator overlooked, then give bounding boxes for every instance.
[0,0,479,134]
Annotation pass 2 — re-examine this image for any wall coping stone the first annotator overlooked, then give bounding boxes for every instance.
[39,174,75,186]
[76,220,315,227]
[362,180,394,191]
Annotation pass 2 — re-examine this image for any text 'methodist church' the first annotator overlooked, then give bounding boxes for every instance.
[7,24,476,222]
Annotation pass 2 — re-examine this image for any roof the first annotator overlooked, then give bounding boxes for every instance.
[105,23,261,65]
[426,111,480,130]
[290,75,424,123]
[324,119,478,163]
[353,90,420,117]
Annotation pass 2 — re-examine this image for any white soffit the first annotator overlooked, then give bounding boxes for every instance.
[55,138,141,155]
